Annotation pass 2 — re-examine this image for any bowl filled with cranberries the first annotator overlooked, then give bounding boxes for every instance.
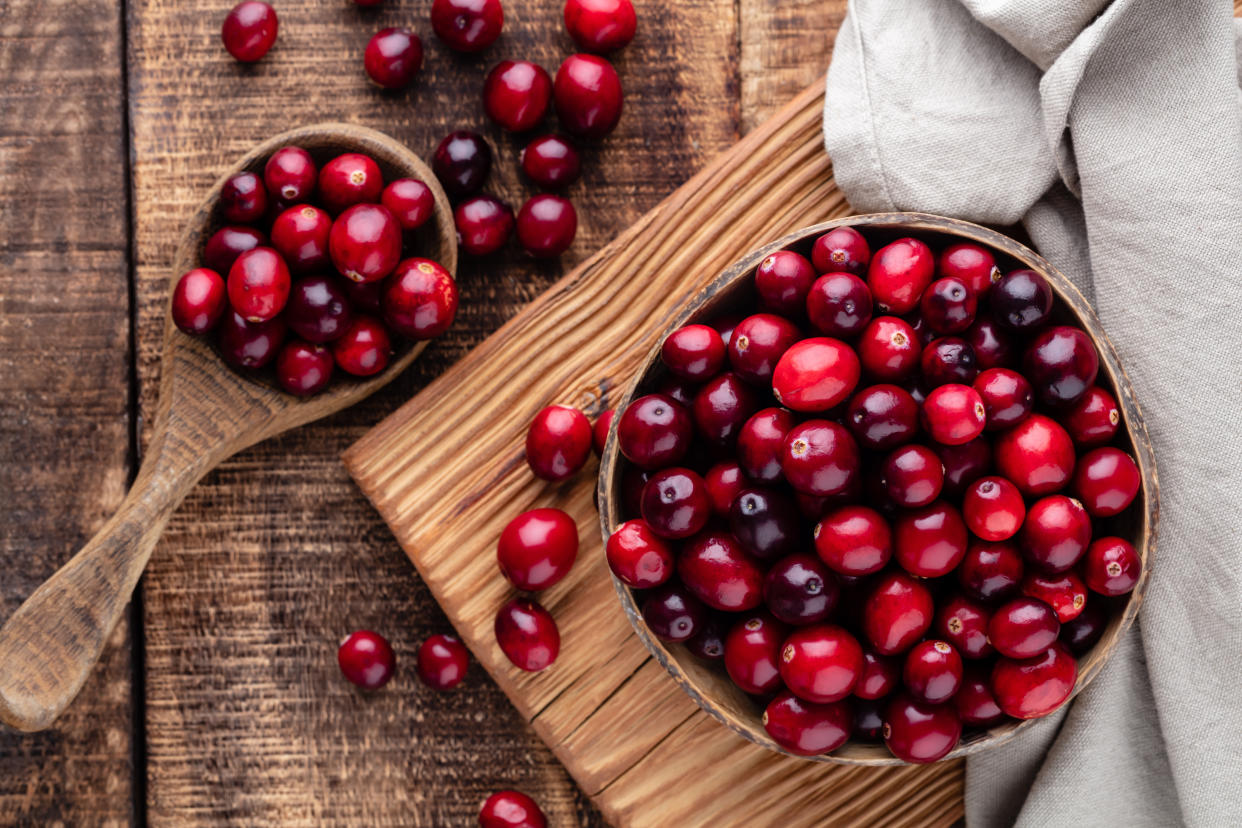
[596,212,1155,765]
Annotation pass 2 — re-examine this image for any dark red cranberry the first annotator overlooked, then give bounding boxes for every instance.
[962,476,1024,541]
[1021,570,1087,623]
[935,594,993,659]
[958,540,1023,602]
[678,531,763,611]
[883,693,962,763]
[523,404,591,482]
[712,314,743,348]
[1072,447,1140,517]
[763,553,838,625]
[382,257,458,340]
[903,640,963,704]
[227,247,291,322]
[737,407,796,483]
[331,315,391,376]
[641,467,711,539]
[479,790,546,828]
[964,317,1013,369]
[172,268,227,335]
[772,337,861,413]
[727,313,799,385]
[882,444,943,508]
[264,146,316,204]
[204,225,265,274]
[416,634,469,691]
[592,409,613,456]
[920,277,977,334]
[642,584,707,642]
[867,237,934,314]
[497,507,578,591]
[955,665,1005,726]
[855,649,900,699]
[381,179,435,230]
[553,54,623,139]
[564,0,637,53]
[685,614,726,661]
[778,624,863,703]
[853,698,886,740]
[988,597,1059,658]
[974,367,1032,431]
[994,414,1075,496]
[520,135,582,190]
[857,316,920,381]
[845,384,919,450]
[806,272,872,337]
[935,435,991,497]
[991,641,1077,719]
[330,204,402,283]
[661,324,725,381]
[1082,536,1141,596]
[219,171,268,224]
[269,205,331,274]
[908,313,938,347]
[619,467,650,518]
[922,383,986,446]
[454,195,514,256]
[484,60,552,132]
[894,501,968,578]
[811,226,870,275]
[920,337,977,388]
[433,131,493,199]
[755,251,816,316]
[862,572,933,655]
[275,340,333,396]
[655,376,696,408]
[781,420,860,497]
[495,598,559,672]
[1060,598,1108,654]
[1062,386,1120,447]
[992,269,1052,331]
[814,505,891,576]
[1024,325,1099,409]
[516,194,576,257]
[430,0,503,53]
[724,612,787,693]
[616,393,691,469]
[704,461,744,516]
[221,1,278,62]
[763,691,850,756]
[1020,495,1091,573]
[217,311,286,370]
[729,488,801,561]
[283,275,352,343]
[605,519,672,588]
[365,27,423,89]
[938,242,1000,297]
[318,153,383,214]
[691,372,760,448]
[337,630,394,689]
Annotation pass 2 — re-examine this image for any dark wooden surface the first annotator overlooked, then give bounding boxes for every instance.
[1,0,842,824]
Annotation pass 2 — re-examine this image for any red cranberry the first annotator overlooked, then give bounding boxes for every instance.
[524,404,591,482]
[433,131,493,200]
[564,0,637,53]
[991,641,1077,719]
[1082,536,1141,596]
[330,204,402,283]
[962,476,1025,541]
[867,237,934,314]
[781,420,860,497]
[365,27,423,89]
[318,153,383,214]
[269,205,331,275]
[958,540,1023,602]
[920,337,977,388]
[382,257,458,340]
[908,313,938,348]
[725,612,787,693]
[283,275,352,343]
[656,376,696,408]
[853,698,886,740]
[920,277,977,334]
[729,488,801,561]
[903,640,963,704]
[617,393,691,469]
[894,501,968,578]
[641,467,710,539]
[331,315,391,376]
[845,384,919,450]
[430,0,503,53]
[221,1,278,62]
[704,461,744,516]
[416,634,469,690]
[755,251,816,316]
[814,505,891,576]
[592,409,613,456]
[855,649,900,699]
[737,406,796,483]
[863,572,933,655]
[1062,386,1120,447]
[1021,570,1087,623]
[1060,598,1108,654]
[337,630,395,689]
[935,595,993,659]
[1024,325,1099,409]
[495,598,559,672]
[381,179,435,231]
[484,60,552,132]
[882,444,943,508]
[727,313,799,385]
[606,519,673,588]
[685,615,726,661]
[992,269,1052,331]
[642,584,707,642]
[553,54,623,140]
[995,414,1075,496]
[883,693,962,763]
[661,324,725,381]
[764,553,838,625]
[811,226,870,275]
[172,268,227,335]
[965,317,1014,369]
[1020,494,1091,573]
[935,435,991,496]
[679,530,763,611]
[479,791,546,828]
[217,311,286,370]
[455,195,514,256]
[227,247,290,322]
[275,340,333,396]
[938,243,1000,297]
[204,225,265,273]
[988,597,1059,658]
[520,135,582,190]
[1072,447,1140,517]
[264,146,316,204]
[762,691,850,756]
[955,665,1005,726]
[219,171,268,224]
[772,337,860,413]
[806,272,872,337]
[516,194,577,257]
[779,624,863,703]
[922,383,986,445]
[497,507,578,590]
[857,316,920,381]
[974,367,1033,431]
[692,372,760,448]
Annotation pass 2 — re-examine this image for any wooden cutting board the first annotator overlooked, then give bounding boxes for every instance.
[343,79,965,827]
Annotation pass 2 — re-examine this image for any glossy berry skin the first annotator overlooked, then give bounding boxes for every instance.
[935,436,991,497]
[962,476,1025,541]
[331,315,391,376]
[994,414,1076,496]
[853,699,886,741]
[516,195,577,257]
[938,243,1000,297]
[616,393,691,469]
[772,337,860,412]
[920,277,977,334]
[1024,325,1099,409]
[270,205,332,274]
[1060,599,1108,655]
[381,179,435,230]
[554,54,623,139]
[678,531,763,612]
[811,226,870,275]
[641,467,711,539]
[657,376,695,407]
[222,1,278,62]
[974,367,1033,430]
[863,572,934,655]
[661,324,725,381]
[992,269,1052,331]
[814,505,892,576]
[958,540,1024,602]
[497,508,578,591]
[903,640,963,704]
[857,316,920,381]
[729,488,801,561]
[524,404,592,482]
[204,225,266,274]
[727,313,799,385]
[1021,571,1087,623]
[1072,447,1140,517]
[592,409,613,456]
[1063,386,1120,447]
[495,599,560,673]
[955,665,1005,726]
[430,0,503,53]
[275,340,333,396]
[991,641,1077,719]
[882,444,944,509]
[330,204,402,283]
[382,257,458,340]
[337,630,395,689]
[764,553,838,625]
[1020,495,1091,573]
[737,407,796,483]
[894,501,968,578]
[781,420,860,497]
[724,612,787,694]
[318,153,383,214]
[692,372,760,448]
[455,195,515,256]
[564,0,637,53]
[365,27,423,89]
[883,693,962,764]
[855,650,900,699]
[685,616,726,661]
[867,238,934,314]
[264,146,316,204]
[1082,537,1141,596]
[227,247,290,322]
[935,595,993,659]
[479,790,547,828]
[965,318,1014,370]
[283,275,352,344]
[755,251,816,316]
[845,384,919,450]
[806,272,872,337]
[219,171,268,223]
[484,61,553,132]
[172,268,228,335]
[779,624,863,703]
[606,519,673,588]
[704,461,744,516]
[416,634,469,690]
[642,584,707,642]
[433,131,493,200]
[520,135,582,189]
[922,384,986,446]
[762,691,850,756]
[989,597,1059,659]
[920,337,977,388]
[217,312,286,370]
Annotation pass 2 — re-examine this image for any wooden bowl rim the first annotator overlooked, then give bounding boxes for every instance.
[596,211,1158,766]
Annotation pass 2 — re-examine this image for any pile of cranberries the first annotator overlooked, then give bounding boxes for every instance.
[602,225,1143,763]
[171,146,455,396]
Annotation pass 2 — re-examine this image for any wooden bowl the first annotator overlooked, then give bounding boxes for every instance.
[596,212,1157,765]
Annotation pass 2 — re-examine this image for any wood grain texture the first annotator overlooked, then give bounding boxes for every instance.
[740,0,846,133]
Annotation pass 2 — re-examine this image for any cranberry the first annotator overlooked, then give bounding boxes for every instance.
[883,693,962,763]
[330,204,402,283]
[845,384,919,450]
[702,461,743,516]
[416,634,469,690]
[381,179,435,231]
[762,691,850,756]
[484,60,552,132]
[495,598,559,672]
[962,476,1025,541]
[882,444,943,508]
[958,540,1023,602]
[1024,325,1099,409]
[1062,386,1120,447]
[524,404,591,482]
[282,275,351,344]
[955,665,1005,726]
[619,467,650,518]
[433,131,493,200]
[991,269,1052,331]
[908,313,938,348]
[497,508,578,591]
[935,435,991,496]
[661,324,725,381]
[606,519,673,588]
[988,597,1059,659]
[455,195,514,256]
[920,277,977,334]
[806,272,872,337]
[641,467,711,539]
[921,383,986,445]
[221,1,278,62]
[269,205,332,274]
[772,337,860,412]
[991,641,1077,719]
[217,311,286,370]
[172,268,228,335]
[691,372,760,448]
[1021,571,1087,622]
[430,0,503,53]
[724,612,787,693]
[479,790,546,828]
[1082,536,1141,596]
[855,650,900,699]
[365,27,423,89]
[1060,599,1108,654]
[520,135,582,190]
[275,340,333,396]
[973,367,1032,431]
[737,407,796,483]
[814,505,892,576]
[656,376,696,408]
[642,584,707,642]
[811,226,870,275]
[920,337,977,388]
[853,698,887,740]
[857,316,920,381]
[866,237,934,314]
[894,501,968,578]
[264,146,316,204]
[564,0,637,53]
[553,54,623,140]
[382,257,458,340]
[729,488,801,561]
[331,315,391,376]
[755,251,816,316]
[727,313,799,385]
[219,171,268,224]
[862,572,933,655]
[965,317,1014,369]
[764,553,838,625]
[712,314,742,349]
[935,595,993,659]
[903,640,963,704]
[679,530,764,611]
[778,624,863,703]
[685,615,727,660]
[516,194,577,257]
[337,630,395,689]
[1020,495,1091,573]
[227,247,291,322]
[938,242,1000,297]
[1072,447,1140,517]
[319,153,383,214]
[781,420,860,497]
[994,414,1075,496]
[592,409,613,456]
[617,393,691,469]
[204,225,266,273]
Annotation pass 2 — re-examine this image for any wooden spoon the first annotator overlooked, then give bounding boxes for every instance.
[0,123,456,732]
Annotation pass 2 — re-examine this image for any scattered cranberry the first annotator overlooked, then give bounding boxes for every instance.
[935,594,993,659]
[331,315,391,376]
[227,247,290,322]
[992,269,1052,331]
[867,237,933,314]
[736,407,795,483]
[883,693,962,763]
[617,393,691,469]
[264,146,316,204]
[642,584,707,642]
[811,226,870,275]
[606,519,673,588]
[988,597,1059,659]
[524,404,592,482]
[222,1,278,62]
[703,460,744,516]
[430,0,504,53]
[592,409,614,456]
[965,317,1014,369]
[806,272,872,337]
[1062,386,1120,447]
[217,311,286,370]
[219,171,268,224]
[994,414,1075,496]
[762,691,850,756]
[1072,447,1140,517]
[564,0,637,53]
[1020,494,1091,573]
[204,225,266,274]
[516,194,577,257]
[779,624,863,703]
[484,60,552,132]
[382,257,459,340]
[1021,571,1087,623]
[381,179,435,231]
[882,444,944,509]
[692,372,759,448]
[728,313,799,385]
[857,316,920,381]
[772,337,860,413]
[855,650,900,699]
[337,630,395,689]
[958,540,1023,602]
[781,420,860,497]
[729,488,801,561]
[955,665,1005,726]
[172,268,228,335]
[455,195,514,256]
[678,531,763,611]
[433,131,493,200]
[922,383,986,446]
[1024,325,1099,409]
[862,571,933,655]
[497,507,578,591]
[962,476,1024,541]
[416,634,469,691]
[365,27,423,90]
[479,789,547,828]
[723,612,787,694]
[319,153,383,214]
[520,135,582,190]
[844,384,919,450]
[1082,536,1140,596]
[755,251,816,316]
[763,553,838,625]
[814,505,891,576]
[920,277,977,334]
[554,54,624,140]
[495,598,559,672]
[903,640,963,704]
[275,340,333,396]
[991,641,1077,719]
[938,242,1000,297]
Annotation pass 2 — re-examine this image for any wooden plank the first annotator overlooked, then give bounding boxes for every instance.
[740,0,846,133]
[0,0,135,823]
